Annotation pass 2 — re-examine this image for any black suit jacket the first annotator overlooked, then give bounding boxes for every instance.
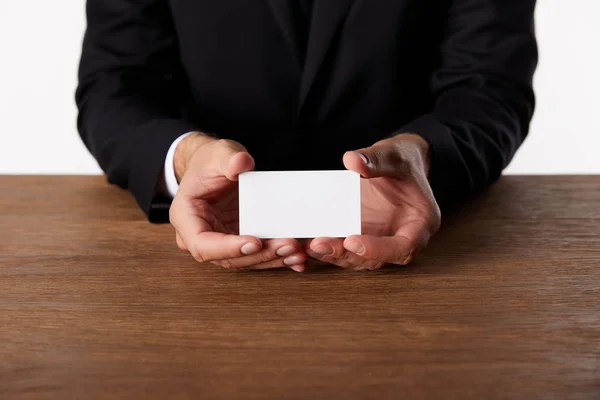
[76,0,537,222]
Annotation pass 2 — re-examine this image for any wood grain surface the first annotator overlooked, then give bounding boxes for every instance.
[0,175,599,399]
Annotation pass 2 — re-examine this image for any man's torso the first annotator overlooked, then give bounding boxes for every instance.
[168,0,446,169]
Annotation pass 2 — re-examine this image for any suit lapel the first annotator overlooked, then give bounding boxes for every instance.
[298,0,357,111]
[264,0,302,67]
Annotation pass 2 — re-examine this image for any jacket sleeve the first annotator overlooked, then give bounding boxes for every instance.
[76,0,196,222]
[399,0,538,210]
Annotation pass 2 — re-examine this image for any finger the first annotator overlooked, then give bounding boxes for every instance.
[288,264,306,273]
[305,238,382,271]
[213,238,307,270]
[343,142,407,179]
[222,150,255,181]
[344,140,439,215]
[342,150,373,178]
[343,221,431,265]
[189,232,264,263]
[170,196,263,263]
[211,139,255,180]
[216,257,307,272]
[246,258,307,272]
[178,140,255,198]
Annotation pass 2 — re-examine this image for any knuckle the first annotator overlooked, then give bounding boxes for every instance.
[354,260,382,271]
[189,247,206,264]
[429,206,442,233]
[258,250,276,264]
[217,138,235,147]
[367,260,385,270]
[378,142,411,176]
[401,251,415,265]
[217,139,244,152]
[337,249,353,262]
[400,241,425,265]
[394,237,414,265]
[330,260,352,269]
[176,237,187,252]
[262,259,285,270]
[217,259,236,270]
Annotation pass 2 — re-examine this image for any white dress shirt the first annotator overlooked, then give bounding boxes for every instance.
[160,132,194,199]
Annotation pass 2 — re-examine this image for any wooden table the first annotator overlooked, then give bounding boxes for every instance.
[0,176,599,399]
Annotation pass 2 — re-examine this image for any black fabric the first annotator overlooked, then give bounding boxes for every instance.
[298,0,314,17]
[291,0,313,63]
[76,0,538,222]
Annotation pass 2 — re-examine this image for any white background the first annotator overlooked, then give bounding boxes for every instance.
[1,0,599,175]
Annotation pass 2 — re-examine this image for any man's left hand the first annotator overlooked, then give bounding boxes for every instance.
[305,134,441,271]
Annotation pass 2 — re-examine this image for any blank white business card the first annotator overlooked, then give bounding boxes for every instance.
[239,171,361,239]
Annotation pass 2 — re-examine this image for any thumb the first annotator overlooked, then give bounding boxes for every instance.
[212,140,255,181]
[221,151,255,181]
[343,141,407,179]
[180,139,255,197]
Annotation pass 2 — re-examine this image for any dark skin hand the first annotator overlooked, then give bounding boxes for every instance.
[305,134,441,271]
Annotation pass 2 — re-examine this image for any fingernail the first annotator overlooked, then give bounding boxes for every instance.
[345,240,365,255]
[284,255,303,266]
[357,152,370,166]
[276,245,296,257]
[290,265,305,273]
[241,242,261,255]
[311,243,333,256]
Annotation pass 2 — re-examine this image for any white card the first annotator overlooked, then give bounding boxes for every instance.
[239,171,361,239]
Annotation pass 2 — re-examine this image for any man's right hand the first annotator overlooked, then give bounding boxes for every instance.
[169,133,307,272]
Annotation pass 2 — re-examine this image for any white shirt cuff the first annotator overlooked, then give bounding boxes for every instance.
[162,132,195,199]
